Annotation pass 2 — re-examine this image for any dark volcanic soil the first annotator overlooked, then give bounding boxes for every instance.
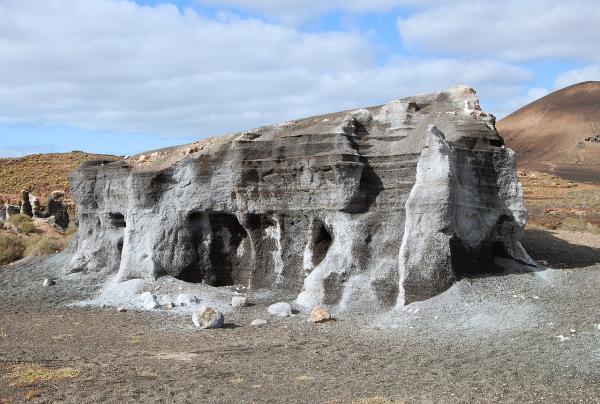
[1,230,600,403]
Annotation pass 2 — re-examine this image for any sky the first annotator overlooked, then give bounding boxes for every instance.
[1,0,599,157]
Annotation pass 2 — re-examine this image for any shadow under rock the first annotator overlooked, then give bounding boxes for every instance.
[521,228,600,269]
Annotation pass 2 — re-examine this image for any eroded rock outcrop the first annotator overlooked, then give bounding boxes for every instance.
[68,86,534,310]
[44,191,69,229]
[20,190,33,217]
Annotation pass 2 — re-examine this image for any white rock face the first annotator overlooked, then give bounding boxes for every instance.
[267,302,292,317]
[398,126,535,304]
[192,307,224,329]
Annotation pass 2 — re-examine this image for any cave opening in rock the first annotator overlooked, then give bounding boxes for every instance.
[108,212,126,228]
[179,212,250,286]
[208,213,249,286]
[312,219,332,266]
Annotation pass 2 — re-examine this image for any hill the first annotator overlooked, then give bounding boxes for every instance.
[0,151,120,207]
[497,81,600,182]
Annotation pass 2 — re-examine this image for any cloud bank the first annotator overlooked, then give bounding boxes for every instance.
[0,0,597,142]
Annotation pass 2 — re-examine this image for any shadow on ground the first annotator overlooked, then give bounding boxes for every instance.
[522,228,600,269]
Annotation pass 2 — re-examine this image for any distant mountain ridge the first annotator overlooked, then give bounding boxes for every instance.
[497,81,600,182]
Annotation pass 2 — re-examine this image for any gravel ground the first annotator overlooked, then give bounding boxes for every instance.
[1,229,600,403]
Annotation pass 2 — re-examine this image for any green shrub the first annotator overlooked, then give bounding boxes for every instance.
[25,236,69,257]
[0,233,26,264]
[8,214,35,234]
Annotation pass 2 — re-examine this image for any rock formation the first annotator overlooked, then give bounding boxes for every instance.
[44,191,69,229]
[30,195,44,218]
[68,86,534,310]
[5,204,21,220]
[20,190,33,217]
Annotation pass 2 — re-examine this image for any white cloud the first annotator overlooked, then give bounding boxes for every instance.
[198,0,424,23]
[554,65,600,89]
[398,0,600,62]
[0,0,532,139]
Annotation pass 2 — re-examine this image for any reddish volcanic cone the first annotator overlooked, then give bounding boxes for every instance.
[497,81,600,182]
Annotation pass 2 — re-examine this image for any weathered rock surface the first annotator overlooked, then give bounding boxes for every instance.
[68,86,533,311]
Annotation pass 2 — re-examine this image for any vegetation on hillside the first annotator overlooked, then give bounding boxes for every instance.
[0,233,26,265]
[8,214,35,234]
[520,170,600,234]
[0,151,119,205]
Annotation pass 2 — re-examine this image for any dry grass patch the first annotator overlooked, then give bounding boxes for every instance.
[10,363,80,387]
[8,214,35,234]
[25,235,69,256]
[0,233,26,264]
[23,389,40,400]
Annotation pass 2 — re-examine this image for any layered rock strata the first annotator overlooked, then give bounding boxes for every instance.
[68,86,533,310]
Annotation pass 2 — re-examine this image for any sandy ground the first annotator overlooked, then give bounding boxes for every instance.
[1,229,600,403]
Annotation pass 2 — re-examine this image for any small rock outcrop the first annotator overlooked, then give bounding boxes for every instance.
[20,190,33,217]
[44,191,69,229]
[68,86,534,312]
[31,195,44,218]
[5,205,20,219]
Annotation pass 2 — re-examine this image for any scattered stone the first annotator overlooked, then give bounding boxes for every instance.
[176,294,198,306]
[556,335,571,341]
[308,306,331,323]
[117,307,127,312]
[267,302,292,317]
[42,278,55,287]
[192,307,224,329]
[138,292,159,309]
[231,296,249,308]
[164,303,174,310]
[158,295,176,306]
[251,319,267,326]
